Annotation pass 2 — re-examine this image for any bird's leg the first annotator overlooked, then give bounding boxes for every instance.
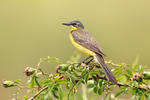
[77,56,93,67]
[82,56,93,64]
[84,57,94,65]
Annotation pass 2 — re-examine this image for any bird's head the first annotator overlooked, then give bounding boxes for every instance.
[62,20,84,29]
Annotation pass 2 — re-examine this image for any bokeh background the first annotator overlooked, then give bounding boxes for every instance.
[0,0,150,99]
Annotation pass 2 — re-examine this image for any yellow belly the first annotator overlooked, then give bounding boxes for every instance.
[69,33,95,56]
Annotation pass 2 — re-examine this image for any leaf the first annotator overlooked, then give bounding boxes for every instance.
[55,80,68,85]
[52,90,59,99]
[44,90,51,100]
[89,70,99,75]
[138,65,145,73]
[29,77,36,88]
[51,86,59,99]
[115,90,124,97]
[132,64,138,72]
[69,76,76,85]
[87,84,94,88]
[118,75,127,83]
[34,76,42,88]
[140,95,145,100]
[114,68,123,76]
[143,72,150,80]
[126,69,133,76]
[76,80,82,87]
[93,87,98,94]
[99,80,103,87]
[14,79,21,83]
[81,70,88,76]
[98,88,103,95]
[85,73,89,83]
[42,56,62,63]
[58,87,63,100]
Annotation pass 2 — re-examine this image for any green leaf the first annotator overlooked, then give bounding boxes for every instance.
[58,87,64,100]
[126,69,133,76]
[76,80,82,87]
[138,65,145,73]
[52,90,59,99]
[34,76,42,88]
[89,70,99,75]
[132,64,138,72]
[118,75,127,83]
[51,86,59,99]
[93,87,98,94]
[114,68,123,76]
[14,79,21,83]
[115,90,124,97]
[98,88,103,95]
[87,84,94,88]
[143,72,150,80]
[81,70,88,76]
[99,80,103,87]
[85,73,89,83]
[44,90,51,100]
[69,76,76,85]
[42,56,62,63]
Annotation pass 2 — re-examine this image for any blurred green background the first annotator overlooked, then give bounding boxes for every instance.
[0,0,150,99]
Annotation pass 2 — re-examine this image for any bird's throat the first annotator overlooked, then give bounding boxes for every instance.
[71,26,81,31]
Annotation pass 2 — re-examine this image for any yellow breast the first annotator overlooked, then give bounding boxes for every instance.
[69,33,95,56]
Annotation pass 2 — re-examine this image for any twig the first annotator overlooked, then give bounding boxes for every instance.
[29,86,48,100]
[94,74,149,91]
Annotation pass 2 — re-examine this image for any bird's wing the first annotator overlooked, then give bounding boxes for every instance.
[71,29,106,56]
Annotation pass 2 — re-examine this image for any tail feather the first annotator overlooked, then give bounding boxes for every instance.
[95,54,117,83]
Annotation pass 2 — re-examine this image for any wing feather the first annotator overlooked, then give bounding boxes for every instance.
[71,30,106,56]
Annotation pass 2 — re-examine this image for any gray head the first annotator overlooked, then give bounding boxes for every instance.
[62,20,84,29]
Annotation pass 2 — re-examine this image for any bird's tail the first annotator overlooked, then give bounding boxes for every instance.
[95,54,117,83]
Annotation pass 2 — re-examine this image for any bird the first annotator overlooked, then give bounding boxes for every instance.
[62,20,117,83]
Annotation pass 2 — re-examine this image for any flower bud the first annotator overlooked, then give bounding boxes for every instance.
[24,67,36,76]
[49,74,53,80]
[2,80,15,88]
[133,73,142,82]
[56,64,68,72]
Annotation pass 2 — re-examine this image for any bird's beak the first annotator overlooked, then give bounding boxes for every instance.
[62,22,71,26]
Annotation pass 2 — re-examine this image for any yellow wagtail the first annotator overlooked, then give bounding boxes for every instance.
[62,20,117,83]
